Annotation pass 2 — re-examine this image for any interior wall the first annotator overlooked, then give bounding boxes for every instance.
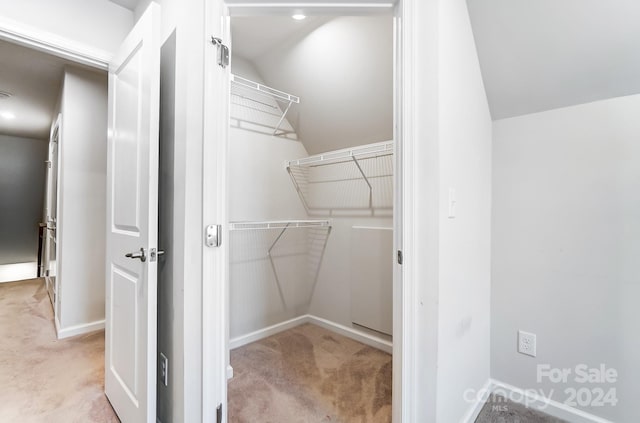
[0,0,134,54]
[436,0,493,420]
[249,15,393,155]
[229,38,394,346]
[492,94,640,423]
[157,28,177,423]
[56,66,108,330]
[228,56,310,339]
[153,0,212,420]
[0,135,47,267]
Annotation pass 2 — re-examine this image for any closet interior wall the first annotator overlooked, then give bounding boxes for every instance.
[228,15,394,349]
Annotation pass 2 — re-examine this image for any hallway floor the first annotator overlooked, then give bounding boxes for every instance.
[0,278,118,422]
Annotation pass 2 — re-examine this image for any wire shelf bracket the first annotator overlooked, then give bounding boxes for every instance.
[229,220,332,308]
[230,74,300,136]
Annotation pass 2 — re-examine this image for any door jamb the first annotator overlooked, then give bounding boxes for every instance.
[202,1,422,422]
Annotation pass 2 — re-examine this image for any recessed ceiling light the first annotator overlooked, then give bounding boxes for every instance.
[292,14,306,20]
[0,111,16,120]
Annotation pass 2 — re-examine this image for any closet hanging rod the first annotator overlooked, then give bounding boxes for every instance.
[285,140,393,169]
[229,220,331,231]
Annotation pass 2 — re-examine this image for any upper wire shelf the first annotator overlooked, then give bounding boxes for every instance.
[285,141,394,214]
[230,74,300,136]
[229,220,331,231]
[285,141,393,168]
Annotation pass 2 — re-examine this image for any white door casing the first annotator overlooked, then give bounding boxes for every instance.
[105,3,161,423]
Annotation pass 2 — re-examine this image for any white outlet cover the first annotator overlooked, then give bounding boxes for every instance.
[518,330,537,357]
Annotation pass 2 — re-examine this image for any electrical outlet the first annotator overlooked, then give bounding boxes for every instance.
[160,353,169,386]
[518,330,537,357]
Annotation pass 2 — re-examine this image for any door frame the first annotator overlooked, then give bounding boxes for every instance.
[44,114,62,310]
[201,1,427,421]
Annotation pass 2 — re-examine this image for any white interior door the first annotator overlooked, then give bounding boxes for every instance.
[105,4,160,422]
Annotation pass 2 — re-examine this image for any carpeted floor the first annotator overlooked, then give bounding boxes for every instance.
[0,278,119,422]
[228,323,392,423]
[475,394,568,423]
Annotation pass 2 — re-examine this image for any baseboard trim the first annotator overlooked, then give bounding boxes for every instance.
[0,262,37,283]
[461,378,493,423]
[227,365,234,380]
[229,315,309,350]
[307,315,393,354]
[229,314,393,354]
[57,319,105,339]
[488,379,614,423]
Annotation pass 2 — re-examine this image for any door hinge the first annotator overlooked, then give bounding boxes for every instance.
[205,224,222,248]
[216,403,222,423]
[397,250,403,265]
[211,37,230,68]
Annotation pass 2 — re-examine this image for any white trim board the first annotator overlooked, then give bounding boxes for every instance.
[0,262,37,283]
[56,319,105,340]
[484,380,615,423]
[0,16,111,70]
[229,314,393,354]
[461,379,493,423]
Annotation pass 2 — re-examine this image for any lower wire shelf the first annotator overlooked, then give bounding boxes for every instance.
[229,220,332,308]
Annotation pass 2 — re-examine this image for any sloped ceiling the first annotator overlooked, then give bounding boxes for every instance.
[231,15,393,155]
[467,0,640,120]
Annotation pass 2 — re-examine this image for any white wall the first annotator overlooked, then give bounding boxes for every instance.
[229,51,395,346]
[228,57,311,339]
[0,135,47,267]
[492,94,640,423]
[251,16,393,155]
[435,0,493,421]
[0,0,133,54]
[56,66,108,330]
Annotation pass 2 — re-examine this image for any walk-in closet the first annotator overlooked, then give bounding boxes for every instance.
[226,14,395,422]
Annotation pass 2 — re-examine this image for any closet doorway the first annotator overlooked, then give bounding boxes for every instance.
[220,6,402,422]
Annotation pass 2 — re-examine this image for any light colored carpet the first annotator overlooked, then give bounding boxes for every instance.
[475,394,568,423]
[228,323,392,423]
[0,278,119,423]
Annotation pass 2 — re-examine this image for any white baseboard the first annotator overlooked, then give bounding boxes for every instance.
[461,378,493,423]
[488,379,614,423]
[57,319,105,339]
[229,314,392,354]
[227,365,234,380]
[229,315,309,350]
[0,262,37,283]
[307,315,393,354]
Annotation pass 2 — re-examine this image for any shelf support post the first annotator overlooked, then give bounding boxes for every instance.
[351,156,373,208]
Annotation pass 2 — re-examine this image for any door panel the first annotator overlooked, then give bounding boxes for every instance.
[105,3,160,423]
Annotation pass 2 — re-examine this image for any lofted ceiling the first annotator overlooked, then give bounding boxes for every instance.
[0,40,73,140]
[231,15,393,155]
[467,0,640,120]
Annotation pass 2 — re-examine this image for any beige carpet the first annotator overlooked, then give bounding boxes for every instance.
[228,323,392,423]
[0,278,119,423]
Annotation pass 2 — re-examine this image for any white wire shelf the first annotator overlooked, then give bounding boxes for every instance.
[230,74,300,136]
[285,141,393,168]
[229,219,332,308]
[229,220,331,231]
[285,141,394,213]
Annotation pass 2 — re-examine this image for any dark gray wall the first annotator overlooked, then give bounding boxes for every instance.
[158,30,176,423]
[0,134,47,265]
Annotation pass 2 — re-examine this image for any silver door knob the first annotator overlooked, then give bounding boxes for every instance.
[125,248,146,262]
